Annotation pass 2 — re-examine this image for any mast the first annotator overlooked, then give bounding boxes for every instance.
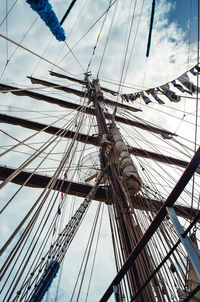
[85,74,159,301]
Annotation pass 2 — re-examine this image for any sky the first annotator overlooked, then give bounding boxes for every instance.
[169,0,198,34]
[0,0,200,301]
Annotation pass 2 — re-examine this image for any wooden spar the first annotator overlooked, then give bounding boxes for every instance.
[0,83,175,137]
[0,113,196,172]
[0,165,199,220]
[0,83,81,110]
[27,76,141,113]
[0,113,97,145]
[49,70,118,95]
[50,70,87,85]
[27,76,87,97]
[0,165,107,202]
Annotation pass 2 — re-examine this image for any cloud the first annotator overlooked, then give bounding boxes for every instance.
[0,0,199,301]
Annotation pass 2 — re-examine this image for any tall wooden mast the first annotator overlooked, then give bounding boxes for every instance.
[85,75,160,301]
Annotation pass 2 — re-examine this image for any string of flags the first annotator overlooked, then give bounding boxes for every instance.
[120,65,200,105]
[53,191,64,235]
[53,169,68,236]
[56,171,68,218]
[87,0,111,71]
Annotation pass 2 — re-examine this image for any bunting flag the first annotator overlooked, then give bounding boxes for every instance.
[53,223,57,235]
[195,65,200,72]
[61,192,64,200]
[120,64,200,105]
[26,0,66,41]
[146,88,165,104]
[190,67,198,76]
[171,80,192,95]
[140,92,152,104]
[177,72,200,93]
[57,206,61,215]
[159,84,181,102]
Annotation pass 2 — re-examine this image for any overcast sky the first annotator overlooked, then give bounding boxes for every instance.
[0,0,200,301]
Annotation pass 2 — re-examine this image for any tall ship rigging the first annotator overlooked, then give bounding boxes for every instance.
[0,0,200,301]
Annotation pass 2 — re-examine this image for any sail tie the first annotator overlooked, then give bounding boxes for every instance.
[28,260,60,302]
[146,0,155,57]
[26,0,66,41]
[60,0,78,25]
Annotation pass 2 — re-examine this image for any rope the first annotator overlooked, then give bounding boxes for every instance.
[1,100,98,300]
[86,0,112,72]
[120,121,200,207]
[190,0,200,232]
[0,33,74,75]
[122,0,145,85]
[0,17,38,80]
[5,111,88,299]
[0,112,82,254]
[0,107,81,159]
[97,0,119,77]
[68,206,99,302]
[0,0,18,27]
[84,204,104,302]
[0,111,81,215]
[23,172,105,302]
[56,0,118,66]
[51,123,94,301]
[117,0,138,97]
[67,0,89,39]
[31,36,54,76]
[76,203,102,301]
[0,107,89,296]
[64,41,85,71]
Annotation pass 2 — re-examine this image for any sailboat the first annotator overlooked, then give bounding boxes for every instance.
[0,0,200,301]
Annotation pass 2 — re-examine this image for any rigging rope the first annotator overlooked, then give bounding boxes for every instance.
[0,0,18,27]
[0,106,93,300]
[2,108,93,300]
[24,171,105,302]
[122,0,145,86]
[190,0,200,234]
[97,0,119,78]
[76,203,102,301]
[56,0,118,66]
[64,41,85,71]
[0,33,74,75]
[117,0,138,97]
[0,112,82,254]
[0,17,38,80]
[84,204,104,302]
[86,0,112,72]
